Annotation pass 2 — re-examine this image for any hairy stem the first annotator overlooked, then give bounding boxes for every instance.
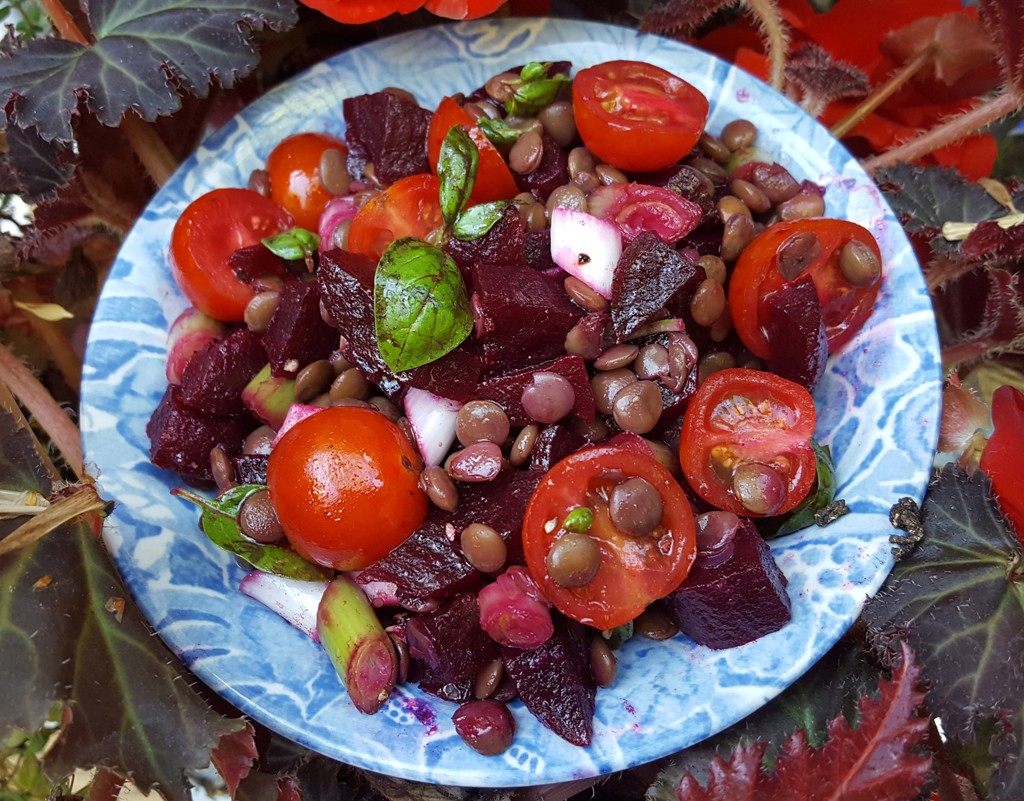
[864,85,1024,174]
[831,45,935,138]
[744,0,789,91]
[0,483,107,557]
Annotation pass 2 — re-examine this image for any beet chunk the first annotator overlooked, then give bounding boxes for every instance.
[762,276,828,389]
[147,385,246,482]
[523,229,558,272]
[343,91,431,184]
[445,468,543,566]
[445,205,527,277]
[263,280,338,378]
[179,327,266,416]
[232,454,268,485]
[610,231,702,341]
[471,263,582,374]
[474,355,595,426]
[662,517,791,649]
[528,425,588,471]
[406,594,499,702]
[227,244,293,284]
[514,132,569,201]
[502,617,596,746]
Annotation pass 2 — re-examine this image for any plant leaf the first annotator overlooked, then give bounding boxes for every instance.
[263,227,319,262]
[437,125,478,230]
[476,117,523,146]
[639,0,737,36]
[937,267,1024,369]
[880,13,998,87]
[770,441,837,538]
[0,125,76,202]
[978,0,1024,86]
[0,0,298,141]
[373,237,473,373]
[210,721,258,799]
[452,200,510,241]
[785,44,869,109]
[505,62,570,117]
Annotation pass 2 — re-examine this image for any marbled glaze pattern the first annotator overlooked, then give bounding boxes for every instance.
[80,18,941,787]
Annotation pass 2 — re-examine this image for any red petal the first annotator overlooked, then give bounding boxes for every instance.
[422,0,508,19]
[980,385,1024,540]
[297,0,425,24]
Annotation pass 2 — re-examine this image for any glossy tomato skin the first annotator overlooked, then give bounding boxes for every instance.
[346,173,444,262]
[267,406,428,570]
[572,60,709,173]
[979,385,1024,541]
[729,219,883,360]
[523,446,696,630]
[266,132,348,231]
[170,188,294,322]
[680,369,817,517]
[427,97,519,205]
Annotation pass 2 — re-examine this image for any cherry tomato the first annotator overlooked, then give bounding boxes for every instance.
[523,446,696,629]
[427,97,520,205]
[680,369,817,517]
[729,219,883,360]
[267,406,428,570]
[571,60,709,173]
[346,173,444,263]
[979,385,1024,541]
[170,188,294,322]
[266,132,348,232]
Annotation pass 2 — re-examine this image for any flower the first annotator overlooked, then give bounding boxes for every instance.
[298,0,508,24]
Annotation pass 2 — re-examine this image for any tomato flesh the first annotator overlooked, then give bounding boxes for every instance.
[523,446,696,630]
[729,218,883,359]
[267,406,428,570]
[680,369,817,517]
[572,60,709,173]
[266,131,348,232]
[170,188,294,322]
[346,173,444,263]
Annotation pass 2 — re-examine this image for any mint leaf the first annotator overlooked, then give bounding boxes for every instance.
[263,227,319,261]
[505,62,570,117]
[771,441,837,537]
[477,117,524,145]
[374,237,473,373]
[438,125,478,230]
[452,200,510,241]
[0,0,297,141]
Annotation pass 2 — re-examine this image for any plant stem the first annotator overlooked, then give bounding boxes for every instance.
[0,483,107,557]
[744,0,789,91]
[36,0,88,44]
[0,344,84,478]
[863,85,1024,174]
[831,45,935,139]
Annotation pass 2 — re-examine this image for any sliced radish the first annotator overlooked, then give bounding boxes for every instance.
[403,387,461,467]
[271,403,323,447]
[240,570,329,641]
[165,308,227,384]
[549,208,622,300]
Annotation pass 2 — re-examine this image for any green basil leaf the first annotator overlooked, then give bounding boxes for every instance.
[520,61,549,82]
[438,125,479,230]
[174,485,328,581]
[477,117,524,145]
[770,441,838,538]
[374,237,473,372]
[263,227,320,261]
[506,62,569,117]
[452,200,511,241]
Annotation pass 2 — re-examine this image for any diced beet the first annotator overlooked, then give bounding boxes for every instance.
[232,453,268,485]
[471,263,582,373]
[445,205,527,277]
[179,327,266,416]
[317,249,483,402]
[446,468,543,566]
[763,276,828,389]
[147,385,246,482]
[406,594,499,702]
[474,355,595,426]
[502,617,596,746]
[663,517,791,649]
[523,230,558,272]
[343,92,431,184]
[514,133,569,201]
[528,425,588,471]
[610,231,702,341]
[228,244,293,284]
[263,280,338,378]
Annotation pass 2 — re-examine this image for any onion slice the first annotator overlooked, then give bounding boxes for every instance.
[549,208,622,300]
[271,403,323,447]
[403,387,461,467]
[240,570,329,641]
[318,196,358,252]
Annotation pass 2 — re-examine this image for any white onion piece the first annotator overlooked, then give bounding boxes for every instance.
[271,403,323,447]
[549,208,622,300]
[239,570,329,641]
[165,308,227,384]
[318,196,358,251]
[403,387,461,467]
[351,573,401,608]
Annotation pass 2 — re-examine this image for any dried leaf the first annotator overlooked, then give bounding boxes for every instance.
[12,300,74,321]
[785,43,869,108]
[978,0,1024,86]
[639,0,737,37]
[211,722,258,798]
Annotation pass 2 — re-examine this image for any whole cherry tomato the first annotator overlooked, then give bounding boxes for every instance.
[346,173,444,263]
[427,97,519,205]
[572,60,709,173]
[267,406,428,570]
[680,369,817,517]
[729,218,883,360]
[266,132,348,232]
[979,385,1024,541]
[170,188,294,322]
[522,446,696,630]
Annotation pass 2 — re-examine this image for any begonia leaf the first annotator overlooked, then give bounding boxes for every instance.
[978,0,1024,86]
[880,13,997,86]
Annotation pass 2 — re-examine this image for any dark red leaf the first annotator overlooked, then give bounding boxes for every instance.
[977,0,1024,86]
[211,721,258,798]
[939,268,1024,368]
[785,44,869,107]
[639,0,737,36]
[961,220,1024,264]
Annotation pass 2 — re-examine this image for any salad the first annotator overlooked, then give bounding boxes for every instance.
[146,58,882,756]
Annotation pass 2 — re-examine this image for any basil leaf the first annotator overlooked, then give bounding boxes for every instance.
[477,117,524,145]
[520,61,549,82]
[438,125,479,230]
[174,485,329,581]
[506,62,570,117]
[263,227,320,261]
[770,441,838,538]
[452,200,511,241]
[374,237,473,372]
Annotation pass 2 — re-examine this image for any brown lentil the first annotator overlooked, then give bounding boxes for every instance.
[718,195,751,222]
[545,184,587,216]
[508,130,544,175]
[563,275,610,312]
[634,343,670,380]
[242,425,276,455]
[319,148,351,196]
[460,522,507,573]
[419,465,459,513]
[248,168,271,196]
[381,85,417,104]
[564,317,605,360]
[244,291,280,333]
[612,380,662,434]
[708,308,734,343]
[510,424,540,467]
[839,239,882,287]
[474,658,505,700]
[732,461,787,515]
[293,359,334,403]
[329,367,370,401]
[697,254,728,285]
[456,400,511,446]
[690,278,727,328]
[729,178,771,214]
[538,100,577,148]
[485,71,519,103]
[591,368,637,416]
[210,446,236,492]
[590,637,617,688]
[720,214,757,262]
[777,231,823,280]
[688,156,728,184]
[644,438,681,476]
[594,343,640,371]
[567,147,597,179]
[368,395,402,422]
[546,531,601,588]
[720,119,757,151]
[251,274,285,293]
[778,191,826,220]
[698,351,737,385]
[698,132,731,163]
[634,606,678,640]
[521,372,576,424]
[752,164,800,204]
[595,163,627,185]
[329,350,353,374]
[446,441,503,482]
[238,489,284,544]
[572,171,600,193]
[609,477,663,537]
[515,192,547,232]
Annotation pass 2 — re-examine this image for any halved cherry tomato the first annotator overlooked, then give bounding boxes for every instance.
[523,446,696,629]
[266,132,348,231]
[427,97,520,205]
[170,188,294,322]
[680,369,817,517]
[729,219,883,360]
[979,385,1024,541]
[267,406,428,570]
[572,60,709,173]
[346,173,444,262]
